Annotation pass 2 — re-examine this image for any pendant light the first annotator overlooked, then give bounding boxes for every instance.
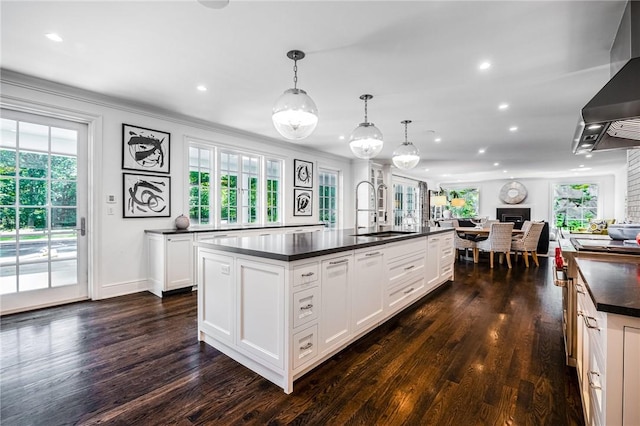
[349,94,384,159]
[272,50,318,140]
[392,120,420,169]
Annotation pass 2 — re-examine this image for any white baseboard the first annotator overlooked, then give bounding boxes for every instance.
[95,279,150,300]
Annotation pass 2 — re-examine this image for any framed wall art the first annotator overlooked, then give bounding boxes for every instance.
[293,159,313,188]
[122,124,170,174]
[123,172,171,218]
[293,188,313,216]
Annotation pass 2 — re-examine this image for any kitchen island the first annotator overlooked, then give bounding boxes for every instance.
[572,258,640,425]
[195,227,454,393]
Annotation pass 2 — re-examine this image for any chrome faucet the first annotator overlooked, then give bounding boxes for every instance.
[355,180,376,234]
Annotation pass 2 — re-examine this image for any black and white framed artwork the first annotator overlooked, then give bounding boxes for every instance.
[293,188,312,216]
[293,159,313,188]
[123,173,171,218]
[122,124,170,174]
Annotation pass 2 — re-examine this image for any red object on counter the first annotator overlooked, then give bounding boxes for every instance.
[636,232,640,245]
[555,256,564,268]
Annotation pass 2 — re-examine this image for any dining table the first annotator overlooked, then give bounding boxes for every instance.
[455,226,524,235]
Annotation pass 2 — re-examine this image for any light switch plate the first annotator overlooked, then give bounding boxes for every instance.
[106,194,117,204]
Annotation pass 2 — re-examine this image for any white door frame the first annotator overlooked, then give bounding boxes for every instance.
[1,97,102,312]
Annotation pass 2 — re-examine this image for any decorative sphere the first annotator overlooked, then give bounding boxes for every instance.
[175,214,190,230]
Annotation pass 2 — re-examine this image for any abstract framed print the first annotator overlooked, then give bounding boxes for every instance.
[123,173,171,218]
[122,124,170,174]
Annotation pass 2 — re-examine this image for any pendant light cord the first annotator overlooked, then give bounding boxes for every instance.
[404,122,408,144]
[363,97,368,123]
[293,59,298,89]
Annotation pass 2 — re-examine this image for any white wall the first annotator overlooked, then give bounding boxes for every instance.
[442,174,624,227]
[1,72,353,300]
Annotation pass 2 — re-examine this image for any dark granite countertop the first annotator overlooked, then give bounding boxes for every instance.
[576,258,640,318]
[145,223,325,235]
[195,227,453,262]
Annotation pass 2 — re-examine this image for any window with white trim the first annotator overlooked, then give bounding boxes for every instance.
[319,169,338,228]
[188,141,282,226]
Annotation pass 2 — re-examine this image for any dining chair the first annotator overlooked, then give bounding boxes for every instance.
[511,221,545,267]
[474,222,514,268]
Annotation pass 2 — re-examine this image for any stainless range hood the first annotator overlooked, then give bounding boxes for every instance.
[572,1,640,154]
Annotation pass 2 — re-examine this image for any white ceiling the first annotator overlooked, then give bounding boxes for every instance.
[0,0,631,184]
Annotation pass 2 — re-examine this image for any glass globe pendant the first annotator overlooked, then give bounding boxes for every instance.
[272,50,318,140]
[392,120,420,169]
[349,94,384,159]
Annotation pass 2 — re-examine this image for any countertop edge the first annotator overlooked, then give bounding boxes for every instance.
[145,223,326,235]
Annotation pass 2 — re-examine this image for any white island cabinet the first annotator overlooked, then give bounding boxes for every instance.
[196,228,454,393]
[145,225,324,297]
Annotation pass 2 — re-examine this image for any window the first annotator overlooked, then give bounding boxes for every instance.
[319,169,338,228]
[444,188,479,218]
[266,159,281,223]
[553,183,598,230]
[188,141,282,226]
[189,146,212,225]
[393,180,419,226]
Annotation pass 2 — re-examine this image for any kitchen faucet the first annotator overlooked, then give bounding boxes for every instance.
[355,180,376,234]
[355,181,387,234]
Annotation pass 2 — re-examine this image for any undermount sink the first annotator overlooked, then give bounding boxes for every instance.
[353,230,418,238]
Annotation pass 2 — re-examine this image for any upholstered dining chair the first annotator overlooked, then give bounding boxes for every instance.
[441,219,476,261]
[474,222,514,268]
[511,221,545,267]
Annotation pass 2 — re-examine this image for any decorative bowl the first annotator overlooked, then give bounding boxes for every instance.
[608,224,640,240]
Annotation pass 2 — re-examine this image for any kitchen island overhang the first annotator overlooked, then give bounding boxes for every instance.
[195,227,455,393]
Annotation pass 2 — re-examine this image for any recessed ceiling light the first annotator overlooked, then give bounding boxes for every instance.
[196,85,207,92]
[478,149,486,154]
[587,124,602,130]
[338,135,345,140]
[442,173,451,177]
[509,126,518,132]
[479,61,491,70]
[45,33,63,42]
[586,154,593,158]
[434,137,442,143]
[570,167,592,172]
[498,103,509,110]
[424,168,430,172]
[494,162,499,166]
[503,170,507,173]
[510,176,514,179]
[579,164,584,167]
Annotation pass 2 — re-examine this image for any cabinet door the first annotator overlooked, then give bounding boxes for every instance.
[236,259,285,369]
[320,254,353,354]
[623,326,640,426]
[352,249,384,332]
[198,250,234,344]
[439,233,455,280]
[166,235,194,290]
[426,236,440,289]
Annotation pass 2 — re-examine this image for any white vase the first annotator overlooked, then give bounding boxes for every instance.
[175,214,190,230]
[443,209,452,219]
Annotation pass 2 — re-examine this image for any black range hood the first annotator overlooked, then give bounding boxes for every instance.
[572,1,640,154]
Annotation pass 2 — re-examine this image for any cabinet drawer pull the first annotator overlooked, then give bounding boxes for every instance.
[300,304,313,311]
[403,287,415,294]
[329,259,349,265]
[365,251,380,257]
[575,283,585,294]
[404,265,415,271]
[300,342,313,351]
[587,371,602,390]
[583,315,600,331]
[301,272,315,277]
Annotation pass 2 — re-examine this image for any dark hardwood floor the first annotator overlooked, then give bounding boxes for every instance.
[1,257,584,425]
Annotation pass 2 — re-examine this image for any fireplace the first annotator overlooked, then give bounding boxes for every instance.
[496,207,530,225]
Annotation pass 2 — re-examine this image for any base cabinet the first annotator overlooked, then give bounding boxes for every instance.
[197,231,455,393]
[147,233,194,297]
[575,271,640,426]
[320,254,353,355]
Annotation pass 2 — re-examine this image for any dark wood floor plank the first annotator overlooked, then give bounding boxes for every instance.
[0,258,584,425]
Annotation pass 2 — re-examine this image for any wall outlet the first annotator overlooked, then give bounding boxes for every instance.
[107,206,115,215]
[221,264,230,275]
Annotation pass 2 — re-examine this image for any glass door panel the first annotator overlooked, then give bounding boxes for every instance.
[0,109,88,314]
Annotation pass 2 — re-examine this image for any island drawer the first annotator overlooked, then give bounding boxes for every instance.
[292,325,318,370]
[293,286,320,329]
[385,238,426,262]
[387,276,425,311]
[293,262,319,287]
[387,251,425,291]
